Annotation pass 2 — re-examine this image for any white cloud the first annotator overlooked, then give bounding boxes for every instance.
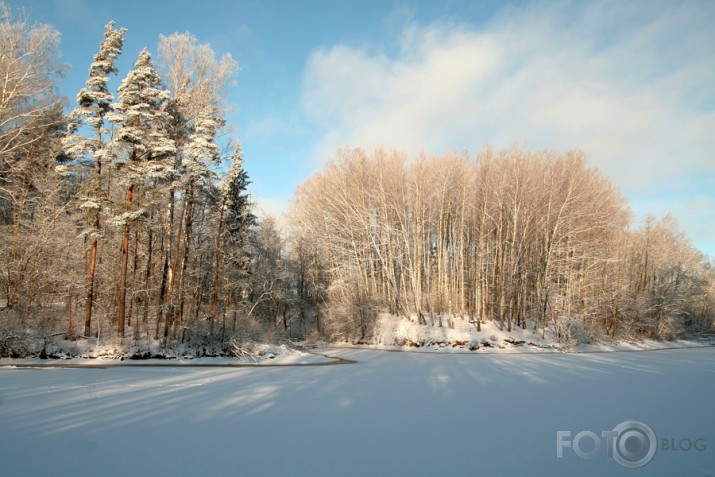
[252,195,289,221]
[300,0,715,254]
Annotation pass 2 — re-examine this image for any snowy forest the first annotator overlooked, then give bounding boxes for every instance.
[1,7,713,357]
[292,148,715,342]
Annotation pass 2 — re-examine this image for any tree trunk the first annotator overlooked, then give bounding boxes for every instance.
[156,246,169,340]
[84,126,104,338]
[139,216,154,340]
[67,288,74,338]
[117,184,133,336]
[155,188,175,339]
[210,202,226,322]
[165,192,184,338]
[84,234,98,336]
[175,188,194,334]
[128,225,140,327]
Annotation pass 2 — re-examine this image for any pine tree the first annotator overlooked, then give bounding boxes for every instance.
[171,105,224,332]
[209,144,254,322]
[155,32,237,338]
[222,144,255,245]
[62,20,126,337]
[108,48,175,336]
[181,106,222,181]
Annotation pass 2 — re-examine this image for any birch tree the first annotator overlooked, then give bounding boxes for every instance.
[0,4,65,308]
[289,146,709,343]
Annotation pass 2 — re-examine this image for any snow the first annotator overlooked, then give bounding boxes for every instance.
[372,313,557,351]
[1,347,714,476]
[367,313,714,353]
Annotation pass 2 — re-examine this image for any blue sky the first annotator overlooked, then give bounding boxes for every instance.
[10,0,715,257]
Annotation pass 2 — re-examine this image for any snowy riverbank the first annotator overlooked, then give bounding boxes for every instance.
[0,344,341,367]
[335,313,715,354]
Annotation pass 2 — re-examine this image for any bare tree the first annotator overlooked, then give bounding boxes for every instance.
[290,146,711,343]
[0,4,65,309]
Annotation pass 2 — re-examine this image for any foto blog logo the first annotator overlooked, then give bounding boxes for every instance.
[556,420,707,469]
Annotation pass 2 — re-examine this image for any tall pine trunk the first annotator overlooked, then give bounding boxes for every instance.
[165,192,184,338]
[84,234,98,336]
[84,130,104,337]
[117,184,133,336]
[140,212,154,340]
[209,201,226,322]
[128,225,139,327]
[156,188,175,339]
[176,185,195,334]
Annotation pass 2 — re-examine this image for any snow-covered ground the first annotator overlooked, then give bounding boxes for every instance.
[1,348,713,476]
[367,313,714,353]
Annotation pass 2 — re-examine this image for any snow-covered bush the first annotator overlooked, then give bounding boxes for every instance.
[322,301,379,343]
[548,315,590,348]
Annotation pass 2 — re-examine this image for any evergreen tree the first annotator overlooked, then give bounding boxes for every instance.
[170,105,225,332]
[156,31,236,337]
[108,48,175,336]
[62,20,126,337]
[181,105,222,182]
[222,144,255,245]
[209,144,255,324]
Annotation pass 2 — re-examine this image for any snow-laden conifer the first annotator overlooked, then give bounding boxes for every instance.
[109,48,176,181]
[61,20,126,337]
[108,47,175,336]
[221,143,255,241]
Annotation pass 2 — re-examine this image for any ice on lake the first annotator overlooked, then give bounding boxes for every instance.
[1,348,714,476]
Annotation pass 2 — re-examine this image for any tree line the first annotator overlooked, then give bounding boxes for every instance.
[290,147,714,342]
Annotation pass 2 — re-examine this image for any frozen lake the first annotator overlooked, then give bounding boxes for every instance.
[1,348,714,476]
